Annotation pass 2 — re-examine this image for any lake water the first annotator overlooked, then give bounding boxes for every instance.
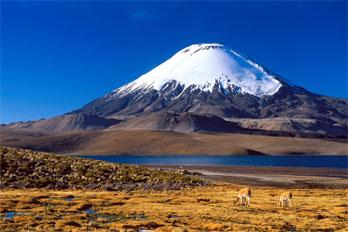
[76,155,348,169]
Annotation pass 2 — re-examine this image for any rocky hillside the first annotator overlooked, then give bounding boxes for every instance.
[0,147,202,190]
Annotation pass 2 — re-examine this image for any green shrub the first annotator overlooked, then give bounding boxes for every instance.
[7,162,17,174]
[134,176,146,182]
[0,157,8,174]
[76,166,87,176]
[18,161,32,174]
[56,163,71,175]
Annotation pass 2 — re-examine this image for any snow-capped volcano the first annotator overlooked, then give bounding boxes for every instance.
[70,43,347,136]
[117,43,283,97]
[4,43,346,137]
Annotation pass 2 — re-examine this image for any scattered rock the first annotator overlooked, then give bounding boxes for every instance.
[316,214,327,220]
[101,184,115,191]
[72,203,93,211]
[55,220,81,228]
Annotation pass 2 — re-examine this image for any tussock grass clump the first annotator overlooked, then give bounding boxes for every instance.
[0,146,202,190]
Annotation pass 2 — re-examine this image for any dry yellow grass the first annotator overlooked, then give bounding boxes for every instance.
[1,184,347,231]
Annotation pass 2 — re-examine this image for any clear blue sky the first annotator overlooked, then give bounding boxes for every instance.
[1,1,347,124]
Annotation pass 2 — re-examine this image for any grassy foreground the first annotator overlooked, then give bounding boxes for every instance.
[0,185,347,231]
[0,147,347,231]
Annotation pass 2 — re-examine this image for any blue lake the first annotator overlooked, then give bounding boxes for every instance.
[76,155,348,169]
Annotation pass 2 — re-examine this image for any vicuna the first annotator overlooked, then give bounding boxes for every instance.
[278,191,292,207]
[233,187,251,207]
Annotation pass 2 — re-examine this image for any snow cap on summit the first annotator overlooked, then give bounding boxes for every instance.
[119,43,282,97]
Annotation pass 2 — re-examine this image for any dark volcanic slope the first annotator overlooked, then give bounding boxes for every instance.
[109,112,243,133]
[5,113,121,133]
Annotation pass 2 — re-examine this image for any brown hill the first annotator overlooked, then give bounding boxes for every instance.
[1,130,346,155]
[4,113,120,133]
[227,117,348,136]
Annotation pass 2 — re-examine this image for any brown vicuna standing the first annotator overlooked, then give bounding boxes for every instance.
[233,187,251,207]
[278,191,292,207]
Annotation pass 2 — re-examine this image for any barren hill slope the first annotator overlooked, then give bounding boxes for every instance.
[5,113,120,133]
[1,130,346,155]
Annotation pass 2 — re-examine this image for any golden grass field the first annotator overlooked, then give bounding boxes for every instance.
[1,183,347,231]
[1,130,347,155]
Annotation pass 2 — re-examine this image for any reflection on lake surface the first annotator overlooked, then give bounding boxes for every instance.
[76,155,348,169]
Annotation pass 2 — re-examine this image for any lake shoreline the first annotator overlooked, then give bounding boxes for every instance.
[75,154,348,169]
[74,153,348,156]
[143,164,348,189]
